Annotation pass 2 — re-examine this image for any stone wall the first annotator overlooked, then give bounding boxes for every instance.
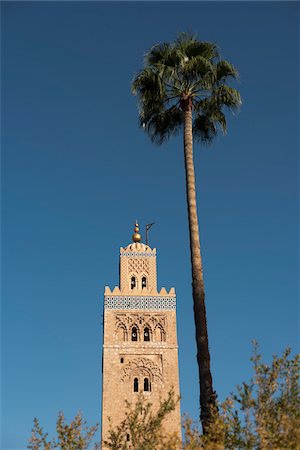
[101,307,181,446]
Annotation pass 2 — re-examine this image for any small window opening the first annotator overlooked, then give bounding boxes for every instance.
[144,327,150,342]
[144,378,150,392]
[134,378,139,392]
[131,276,136,289]
[132,326,138,341]
[127,434,130,442]
[120,357,124,363]
[142,276,147,289]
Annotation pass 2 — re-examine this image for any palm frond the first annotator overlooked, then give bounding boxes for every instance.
[132,31,241,146]
[195,107,226,135]
[147,45,182,70]
[141,106,183,145]
[193,114,217,145]
[194,85,241,116]
[185,41,219,61]
[209,109,227,134]
[181,55,213,80]
[175,33,219,61]
[212,85,242,110]
[132,68,166,107]
[145,42,172,66]
[216,60,239,81]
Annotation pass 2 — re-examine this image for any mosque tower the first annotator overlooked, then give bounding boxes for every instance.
[101,222,181,446]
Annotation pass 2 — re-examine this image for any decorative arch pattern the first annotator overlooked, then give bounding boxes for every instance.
[115,314,167,342]
[154,324,166,342]
[120,357,163,383]
[116,324,128,342]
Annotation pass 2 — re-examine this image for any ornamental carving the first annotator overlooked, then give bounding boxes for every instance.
[115,313,166,338]
[116,313,166,327]
[115,314,167,342]
[128,258,150,275]
[121,357,162,382]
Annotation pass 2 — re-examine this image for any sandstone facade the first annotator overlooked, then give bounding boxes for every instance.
[101,226,181,446]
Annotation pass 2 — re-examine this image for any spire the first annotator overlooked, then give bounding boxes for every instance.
[132,220,141,242]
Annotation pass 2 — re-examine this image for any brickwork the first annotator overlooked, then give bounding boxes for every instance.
[101,236,181,447]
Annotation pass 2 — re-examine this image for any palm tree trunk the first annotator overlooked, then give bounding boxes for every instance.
[182,101,216,433]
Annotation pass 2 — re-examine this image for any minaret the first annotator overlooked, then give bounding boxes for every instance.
[101,222,181,445]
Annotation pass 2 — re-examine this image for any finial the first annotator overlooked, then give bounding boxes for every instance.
[132,220,141,242]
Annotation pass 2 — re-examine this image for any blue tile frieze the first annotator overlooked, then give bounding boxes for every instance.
[104,296,176,310]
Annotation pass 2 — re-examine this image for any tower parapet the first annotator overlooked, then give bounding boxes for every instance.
[104,221,176,306]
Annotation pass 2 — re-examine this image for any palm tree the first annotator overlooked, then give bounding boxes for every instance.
[132,33,241,432]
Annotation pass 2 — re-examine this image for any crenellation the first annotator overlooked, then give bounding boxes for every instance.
[104,287,176,296]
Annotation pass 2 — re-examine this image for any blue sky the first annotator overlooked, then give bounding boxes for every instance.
[2,1,299,449]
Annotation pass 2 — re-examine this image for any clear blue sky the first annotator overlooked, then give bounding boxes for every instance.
[2,1,299,449]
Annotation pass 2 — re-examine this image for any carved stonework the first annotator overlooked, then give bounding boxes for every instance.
[120,357,163,382]
[128,258,150,275]
[115,313,167,341]
[116,313,166,328]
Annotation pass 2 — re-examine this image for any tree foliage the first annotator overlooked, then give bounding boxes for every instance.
[103,345,300,449]
[28,412,99,450]
[132,32,241,145]
[28,349,299,449]
[183,344,300,449]
[103,389,180,450]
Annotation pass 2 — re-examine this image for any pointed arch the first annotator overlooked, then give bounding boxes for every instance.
[141,275,148,290]
[154,324,166,342]
[144,377,151,392]
[131,324,139,342]
[143,324,152,341]
[130,275,137,290]
[120,357,163,383]
[116,324,128,342]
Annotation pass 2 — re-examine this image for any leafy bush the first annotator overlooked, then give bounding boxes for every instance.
[29,345,300,449]
[28,412,99,450]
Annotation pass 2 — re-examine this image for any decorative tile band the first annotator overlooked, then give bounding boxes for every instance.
[120,252,156,257]
[104,296,176,310]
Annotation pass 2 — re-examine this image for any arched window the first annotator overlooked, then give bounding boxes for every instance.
[120,357,124,364]
[133,378,139,392]
[144,327,150,342]
[144,378,151,392]
[131,276,136,289]
[142,276,147,289]
[131,326,138,341]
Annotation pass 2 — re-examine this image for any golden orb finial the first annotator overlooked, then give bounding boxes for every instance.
[132,220,141,242]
